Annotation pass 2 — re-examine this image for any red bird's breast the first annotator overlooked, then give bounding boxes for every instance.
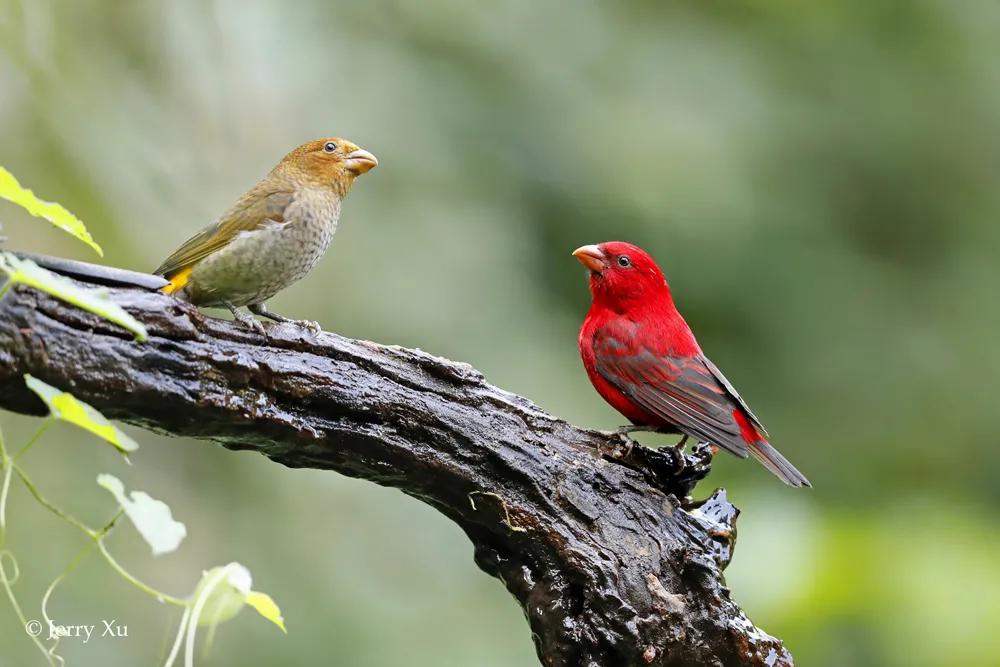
[581,350,658,426]
[579,312,666,427]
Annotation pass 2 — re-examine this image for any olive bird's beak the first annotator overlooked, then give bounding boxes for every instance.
[344,148,379,176]
[572,245,607,273]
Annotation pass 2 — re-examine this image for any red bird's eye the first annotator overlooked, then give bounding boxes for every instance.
[617,255,631,268]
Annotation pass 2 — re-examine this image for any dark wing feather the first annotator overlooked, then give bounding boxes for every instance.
[701,356,768,437]
[154,189,294,276]
[594,345,749,458]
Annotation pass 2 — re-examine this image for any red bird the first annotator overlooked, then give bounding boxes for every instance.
[573,241,810,487]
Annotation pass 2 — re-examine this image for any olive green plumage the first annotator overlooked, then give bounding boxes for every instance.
[155,137,377,331]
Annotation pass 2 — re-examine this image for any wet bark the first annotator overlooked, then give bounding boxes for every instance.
[0,280,793,666]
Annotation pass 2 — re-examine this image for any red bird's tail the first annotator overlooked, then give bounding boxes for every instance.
[747,440,811,487]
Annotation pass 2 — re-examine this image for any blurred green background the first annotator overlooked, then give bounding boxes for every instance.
[1,1,998,665]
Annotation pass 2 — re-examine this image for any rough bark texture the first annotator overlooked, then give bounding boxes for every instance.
[0,280,793,667]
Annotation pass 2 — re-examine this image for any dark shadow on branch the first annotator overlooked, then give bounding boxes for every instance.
[0,281,793,667]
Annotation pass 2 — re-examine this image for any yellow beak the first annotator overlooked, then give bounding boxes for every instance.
[344,148,378,175]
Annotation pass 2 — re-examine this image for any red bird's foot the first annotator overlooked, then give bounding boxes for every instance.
[617,433,637,458]
[617,425,659,435]
[689,442,716,467]
[594,431,639,459]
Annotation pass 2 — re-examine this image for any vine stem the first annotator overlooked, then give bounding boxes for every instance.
[40,511,124,667]
[13,464,95,537]
[183,565,233,667]
[96,540,188,607]
[0,424,56,665]
[0,423,11,536]
[163,607,192,667]
[0,550,56,666]
[0,459,12,537]
[42,510,123,621]
[14,461,189,607]
[0,407,191,665]
[13,417,53,462]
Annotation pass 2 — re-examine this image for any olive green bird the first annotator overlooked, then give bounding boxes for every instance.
[155,137,377,332]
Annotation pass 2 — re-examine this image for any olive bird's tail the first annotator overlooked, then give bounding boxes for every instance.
[8,251,168,290]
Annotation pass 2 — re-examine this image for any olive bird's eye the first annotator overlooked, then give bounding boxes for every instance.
[323,142,337,153]
[618,255,632,268]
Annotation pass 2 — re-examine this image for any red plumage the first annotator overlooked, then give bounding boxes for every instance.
[574,241,810,487]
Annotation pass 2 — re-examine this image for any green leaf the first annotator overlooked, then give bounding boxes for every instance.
[24,375,139,455]
[0,166,102,256]
[97,473,186,556]
[191,563,286,632]
[0,253,147,340]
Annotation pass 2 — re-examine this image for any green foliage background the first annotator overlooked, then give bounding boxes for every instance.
[1,1,998,665]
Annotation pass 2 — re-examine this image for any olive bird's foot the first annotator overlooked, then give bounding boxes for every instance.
[248,303,322,333]
[226,303,266,335]
[282,318,322,333]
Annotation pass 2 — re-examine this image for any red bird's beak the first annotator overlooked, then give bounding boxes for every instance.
[573,245,607,273]
[343,148,379,176]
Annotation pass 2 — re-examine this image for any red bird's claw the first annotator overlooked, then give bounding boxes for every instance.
[596,438,611,458]
[672,447,686,474]
[607,431,636,458]
[593,431,633,459]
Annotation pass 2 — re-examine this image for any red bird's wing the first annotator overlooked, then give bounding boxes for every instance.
[700,356,768,438]
[594,341,810,486]
[593,345,750,459]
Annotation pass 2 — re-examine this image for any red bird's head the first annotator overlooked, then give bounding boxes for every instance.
[572,241,672,313]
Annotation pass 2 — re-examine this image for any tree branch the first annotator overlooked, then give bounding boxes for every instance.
[0,281,793,666]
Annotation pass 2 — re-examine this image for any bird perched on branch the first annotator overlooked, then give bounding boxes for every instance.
[154,137,377,332]
[573,241,810,487]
